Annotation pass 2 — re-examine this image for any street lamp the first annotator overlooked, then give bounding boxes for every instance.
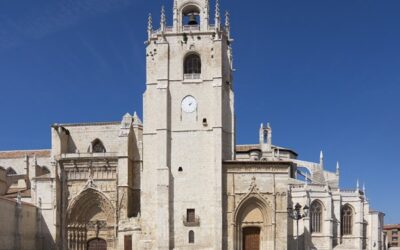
[288,203,309,250]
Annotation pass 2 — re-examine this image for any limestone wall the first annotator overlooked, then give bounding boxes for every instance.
[0,167,6,195]
[0,150,50,175]
[0,197,38,250]
[53,123,121,154]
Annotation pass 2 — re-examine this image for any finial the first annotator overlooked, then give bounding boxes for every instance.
[161,5,166,30]
[173,0,179,30]
[215,0,221,28]
[320,150,324,160]
[363,183,366,193]
[267,122,271,129]
[225,10,230,27]
[17,192,21,205]
[356,179,359,190]
[305,171,309,186]
[225,10,231,39]
[336,161,340,175]
[147,13,153,39]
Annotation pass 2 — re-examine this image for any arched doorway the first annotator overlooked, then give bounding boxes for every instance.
[243,227,261,250]
[67,188,115,249]
[87,238,107,250]
[234,195,273,250]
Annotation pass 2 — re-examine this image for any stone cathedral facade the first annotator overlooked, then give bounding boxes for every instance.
[0,0,385,250]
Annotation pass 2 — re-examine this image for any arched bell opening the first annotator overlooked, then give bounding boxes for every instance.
[181,5,201,29]
[67,188,115,250]
[234,196,272,250]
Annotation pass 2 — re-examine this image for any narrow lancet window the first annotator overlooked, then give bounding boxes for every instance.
[341,205,353,235]
[310,201,323,233]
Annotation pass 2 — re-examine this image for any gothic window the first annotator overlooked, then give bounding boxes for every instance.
[188,230,195,244]
[310,200,323,233]
[91,139,106,153]
[184,54,201,77]
[341,205,353,236]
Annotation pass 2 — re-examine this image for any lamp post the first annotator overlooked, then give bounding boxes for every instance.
[288,203,309,250]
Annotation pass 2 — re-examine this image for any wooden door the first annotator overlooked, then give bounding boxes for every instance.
[243,227,260,250]
[87,238,107,250]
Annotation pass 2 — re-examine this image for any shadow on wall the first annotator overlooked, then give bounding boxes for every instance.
[38,211,57,250]
[0,198,56,250]
[290,227,316,250]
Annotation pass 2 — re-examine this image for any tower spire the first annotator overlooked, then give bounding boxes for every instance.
[173,0,178,29]
[336,161,340,175]
[147,13,153,39]
[320,150,324,168]
[215,0,221,29]
[225,10,230,38]
[161,5,166,31]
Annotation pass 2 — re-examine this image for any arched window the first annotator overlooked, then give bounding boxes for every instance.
[184,54,201,79]
[91,139,106,153]
[341,205,353,235]
[310,200,323,233]
[188,230,195,244]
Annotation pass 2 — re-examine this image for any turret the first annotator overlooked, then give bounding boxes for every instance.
[260,123,272,152]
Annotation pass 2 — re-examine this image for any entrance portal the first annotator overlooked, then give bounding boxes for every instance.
[243,227,260,250]
[87,238,107,250]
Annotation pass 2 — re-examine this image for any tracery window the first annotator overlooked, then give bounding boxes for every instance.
[184,54,201,77]
[341,205,353,235]
[310,200,323,233]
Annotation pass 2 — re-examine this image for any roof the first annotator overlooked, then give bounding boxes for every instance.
[236,144,261,153]
[0,149,51,159]
[384,224,400,230]
[235,144,298,156]
[57,121,120,127]
[0,196,36,207]
[4,188,31,198]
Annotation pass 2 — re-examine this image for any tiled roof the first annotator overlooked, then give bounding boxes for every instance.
[0,149,51,159]
[4,188,31,198]
[0,196,35,207]
[384,224,400,230]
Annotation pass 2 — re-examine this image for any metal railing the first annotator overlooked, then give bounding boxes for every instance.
[183,215,200,227]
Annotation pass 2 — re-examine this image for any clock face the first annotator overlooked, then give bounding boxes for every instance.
[181,96,197,113]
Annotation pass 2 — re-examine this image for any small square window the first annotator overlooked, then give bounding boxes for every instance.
[187,209,195,223]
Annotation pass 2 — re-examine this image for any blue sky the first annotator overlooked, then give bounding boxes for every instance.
[0,0,399,223]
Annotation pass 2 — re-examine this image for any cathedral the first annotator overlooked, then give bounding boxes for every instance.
[0,0,385,249]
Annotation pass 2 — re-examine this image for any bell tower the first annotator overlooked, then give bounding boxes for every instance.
[142,0,234,248]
